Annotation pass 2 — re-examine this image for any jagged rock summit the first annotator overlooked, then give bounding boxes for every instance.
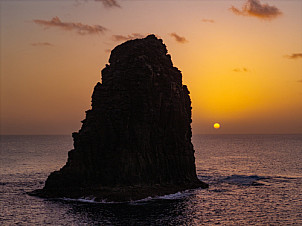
[31,34,208,201]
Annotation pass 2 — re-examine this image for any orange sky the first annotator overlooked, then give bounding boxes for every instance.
[1,0,302,134]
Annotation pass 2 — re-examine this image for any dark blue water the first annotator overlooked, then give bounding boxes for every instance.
[1,134,302,225]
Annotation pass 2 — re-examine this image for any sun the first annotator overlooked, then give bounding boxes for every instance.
[214,123,220,129]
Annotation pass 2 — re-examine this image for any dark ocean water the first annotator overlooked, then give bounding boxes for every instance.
[1,134,301,225]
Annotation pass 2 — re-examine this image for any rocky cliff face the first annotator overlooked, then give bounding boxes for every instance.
[32,34,208,201]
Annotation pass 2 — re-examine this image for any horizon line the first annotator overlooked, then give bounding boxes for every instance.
[0,133,301,136]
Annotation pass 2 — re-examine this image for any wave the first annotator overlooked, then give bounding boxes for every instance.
[58,190,193,204]
[60,197,121,204]
[222,175,267,186]
[132,190,192,203]
[153,191,190,200]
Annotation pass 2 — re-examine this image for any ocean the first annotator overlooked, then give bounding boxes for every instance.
[1,134,301,225]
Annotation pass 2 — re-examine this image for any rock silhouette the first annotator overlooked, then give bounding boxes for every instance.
[31,34,208,201]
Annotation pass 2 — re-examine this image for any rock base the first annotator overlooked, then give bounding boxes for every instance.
[29,181,208,202]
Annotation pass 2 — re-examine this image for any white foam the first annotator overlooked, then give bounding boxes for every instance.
[154,191,187,200]
[131,190,192,204]
[77,197,96,203]
[59,190,192,205]
[61,197,95,203]
[60,197,120,204]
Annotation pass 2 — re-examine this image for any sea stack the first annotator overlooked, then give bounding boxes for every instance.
[32,34,208,201]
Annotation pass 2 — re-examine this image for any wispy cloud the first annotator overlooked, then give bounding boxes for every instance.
[230,0,282,20]
[112,33,145,41]
[33,17,107,35]
[31,42,54,47]
[285,53,302,60]
[95,0,120,8]
[202,19,215,23]
[169,33,188,44]
[233,67,249,72]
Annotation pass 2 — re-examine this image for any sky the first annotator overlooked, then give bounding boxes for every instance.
[1,0,302,135]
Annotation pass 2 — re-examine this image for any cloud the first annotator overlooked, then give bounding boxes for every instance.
[202,19,215,23]
[31,42,54,47]
[230,0,282,20]
[33,17,107,35]
[285,53,302,59]
[112,33,145,41]
[95,0,120,8]
[233,67,249,72]
[169,33,188,44]
[298,79,302,83]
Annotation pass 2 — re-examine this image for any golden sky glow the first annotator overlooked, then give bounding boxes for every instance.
[1,0,301,134]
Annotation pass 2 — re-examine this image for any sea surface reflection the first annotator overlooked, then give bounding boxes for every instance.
[1,134,301,225]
